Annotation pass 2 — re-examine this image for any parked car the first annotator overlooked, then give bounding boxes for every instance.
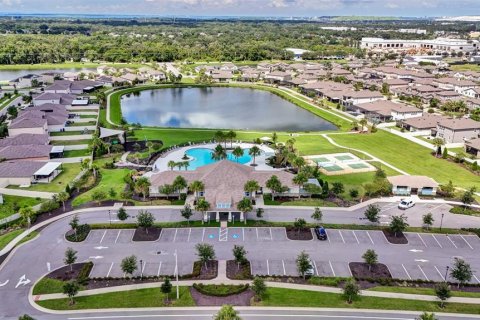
[305,259,315,276]
[398,198,415,210]
[314,226,327,240]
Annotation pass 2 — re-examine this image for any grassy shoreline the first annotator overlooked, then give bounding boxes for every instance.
[0,62,145,71]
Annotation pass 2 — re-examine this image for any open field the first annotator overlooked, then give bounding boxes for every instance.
[0,195,43,219]
[0,229,24,250]
[329,131,480,189]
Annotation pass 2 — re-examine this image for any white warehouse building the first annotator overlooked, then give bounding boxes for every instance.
[361,37,479,53]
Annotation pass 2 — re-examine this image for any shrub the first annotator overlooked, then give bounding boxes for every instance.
[66,224,91,242]
[77,262,93,285]
[38,200,60,214]
[192,283,249,297]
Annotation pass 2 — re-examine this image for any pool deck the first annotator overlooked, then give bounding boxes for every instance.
[148,142,277,175]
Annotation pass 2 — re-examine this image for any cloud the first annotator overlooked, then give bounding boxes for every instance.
[1,0,21,6]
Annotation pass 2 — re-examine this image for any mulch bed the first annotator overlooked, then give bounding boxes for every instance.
[382,230,408,244]
[132,227,161,241]
[193,261,219,280]
[190,287,255,306]
[286,227,313,240]
[47,263,87,281]
[349,262,392,280]
[226,260,252,280]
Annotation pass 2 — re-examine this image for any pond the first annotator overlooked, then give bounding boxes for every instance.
[0,68,96,81]
[120,87,337,131]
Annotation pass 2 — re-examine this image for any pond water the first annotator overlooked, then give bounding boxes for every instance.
[120,87,337,131]
[0,68,96,81]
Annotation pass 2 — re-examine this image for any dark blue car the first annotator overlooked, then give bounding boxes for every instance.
[314,226,327,240]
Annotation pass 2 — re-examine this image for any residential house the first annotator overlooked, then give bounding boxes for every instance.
[211,71,234,83]
[387,175,439,196]
[400,114,445,133]
[351,100,423,122]
[264,71,292,84]
[0,133,49,147]
[0,145,53,161]
[342,90,384,107]
[0,161,62,187]
[465,138,480,158]
[33,93,76,106]
[434,118,480,143]
[8,74,40,88]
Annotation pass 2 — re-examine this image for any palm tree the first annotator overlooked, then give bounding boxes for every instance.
[271,132,278,145]
[232,146,244,162]
[167,161,176,171]
[237,198,253,225]
[195,198,210,222]
[285,138,296,153]
[226,130,237,148]
[432,137,444,157]
[58,192,69,212]
[244,180,260,200]
[214,130,226,148]
[351,120,359,131]
[359,118,368,131]
[293,173,308,199]
[292,156,306,172]
[135,177,151,200]
[211,144,227,161]
[249,146,261,166]
[189,180,205,201]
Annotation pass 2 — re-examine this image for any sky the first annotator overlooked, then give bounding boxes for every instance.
[1,0,480,17]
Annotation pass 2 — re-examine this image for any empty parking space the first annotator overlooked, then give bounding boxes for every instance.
[419,234,443,249]
[388,264,410,280]
[89,262,112,278]
[257,228,273,241]
[433,234,458,249]
[403,264,429,280]
[367,231,389,245]
[325,230,345,244]
[405,233,427,247]
[251,260,268,275]
[189,228,204,243]
[100,230,119,244]
[422,265,445,282]
[330,261,352,277]
[268,260,285,276]
[315,261,335,277]
[449,235,474,250]
[84,230,106,244]
[159,229,176,242]
[271,227,287,241]
[283,260,298,276]
[340,230,359,244]
[115,230,134,243]
[463,235,480,249]
[142,262,160,277]
[243,228,258,242]
[175,228,191,242]
[354,230,375,245]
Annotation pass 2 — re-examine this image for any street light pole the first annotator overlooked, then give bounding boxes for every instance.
[444,266,450,282]
[140,259,143,279]
[174,249,179,300]
[440,213,444,231]
[108,210,112,225]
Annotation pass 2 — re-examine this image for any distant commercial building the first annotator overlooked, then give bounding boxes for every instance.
[285,48,310,60]
[361,37,479,53]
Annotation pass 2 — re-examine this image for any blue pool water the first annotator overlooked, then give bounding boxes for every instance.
[185,148,252,170]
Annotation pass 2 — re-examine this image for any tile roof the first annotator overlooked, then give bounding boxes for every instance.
[0,161,48,178]
[0,133,49,147]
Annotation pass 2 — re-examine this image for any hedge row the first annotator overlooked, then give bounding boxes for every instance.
[78,262,93,285]
[193,283,250,297]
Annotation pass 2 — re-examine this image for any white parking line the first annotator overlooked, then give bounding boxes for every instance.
[114,230,121,243]
[474,275,480,284]
[187,228,191,242]
[418,265,429,281]
[282,260,286,276]
[402,264,412,280]
[106,262,114,277]
[338,230,345,244]
[269,228,273,241]
[141,261,146,274]
[428,203,445,212]
[434,266,445,280]
[242,227,245,241]
[99,230,107,244]
[173,228,178,242]
[157,262,162,277]
[266,259,270,276]
[325,230,331,243]
[329,260,336,277]
[431,234,443,248]
[312,260,319,276]
[201,228,205,242]
[366,231,374,245]
[417,233,427,247]
[256,228,259,240]
[460,235,474,250]
[446,235,458,249]
[347,263,353,277]
[352,231,360,244]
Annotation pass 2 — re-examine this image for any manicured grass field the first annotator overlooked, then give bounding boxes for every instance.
[63,149,91,158]
[50,131,92,136]
[37,286,194,310]
[72,167,130,207]
[0,229,24,250]
[449,64,480,72]
[68,121,96,127]
[50,140,92,146]
[8,163,81,193]
[329,131,480,189]
[33,278,77,295]
[0,195,43,219]
[368,286,480,298]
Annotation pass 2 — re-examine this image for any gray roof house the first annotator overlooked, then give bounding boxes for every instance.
[0,161,62,186]
[387,175,439,196]
[434,118,480,143]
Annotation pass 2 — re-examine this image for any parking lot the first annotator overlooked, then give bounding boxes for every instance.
[82,227,480,283]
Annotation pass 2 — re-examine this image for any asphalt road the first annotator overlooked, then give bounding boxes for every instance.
[1,202,480,319]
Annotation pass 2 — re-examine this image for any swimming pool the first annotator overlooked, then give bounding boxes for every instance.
[185,148,253,170]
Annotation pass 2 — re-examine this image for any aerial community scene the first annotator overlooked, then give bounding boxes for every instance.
[3,1,480,320]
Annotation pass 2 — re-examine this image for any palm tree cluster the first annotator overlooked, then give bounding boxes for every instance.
[214,130,237,149]
[167,160,190,171]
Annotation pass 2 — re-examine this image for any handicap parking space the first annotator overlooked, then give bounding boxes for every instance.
[250,260,268,276]
[84,230,106,244]
[158,229,176,242]
[203,228,219,243]
[330,261,352,277]
[314,261,335,277]
[268,260,285,276]
[228,228,244,242]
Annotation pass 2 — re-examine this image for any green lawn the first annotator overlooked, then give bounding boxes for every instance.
[37,286,194,310]
[68,121,96,127]
[50,140,92,146]
[257,287,480,314]
[0,229,24,250]
[0,94,20,110]
[279,199,338,207]
[63,149,91,158]
[329,131,480,189]
[8,163,81,193]
[449,64,480,72]
[33,278,79,295]
[0,195,43,219]
[368,286,480,298]
[72,167,130,207]
[50,131,92,136]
